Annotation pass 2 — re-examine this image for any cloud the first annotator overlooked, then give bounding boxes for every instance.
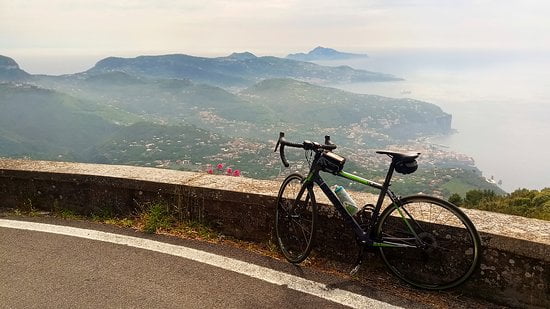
[1,0,549,57]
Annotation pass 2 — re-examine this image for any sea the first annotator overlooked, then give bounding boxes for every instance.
[315,49,550,192]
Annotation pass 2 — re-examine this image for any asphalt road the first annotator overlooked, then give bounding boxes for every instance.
[0,217,500,309]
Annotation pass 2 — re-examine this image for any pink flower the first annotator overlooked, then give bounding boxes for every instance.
[216,163,224,170]
[233,170,241,177]
[226,168,232,175]
[207,169,213,174]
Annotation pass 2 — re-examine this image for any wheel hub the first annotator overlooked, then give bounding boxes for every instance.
[418,232,438,253]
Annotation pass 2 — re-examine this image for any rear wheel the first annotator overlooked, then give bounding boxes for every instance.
[376,195,481,290]
[275,173,317,264]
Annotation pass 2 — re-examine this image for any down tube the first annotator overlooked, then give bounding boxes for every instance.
[313,177,368,242]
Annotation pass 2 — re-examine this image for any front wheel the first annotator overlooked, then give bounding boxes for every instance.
[376,195,481,290]
[275,173,317,264]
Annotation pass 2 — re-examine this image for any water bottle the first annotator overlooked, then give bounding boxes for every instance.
[333,185,358,216]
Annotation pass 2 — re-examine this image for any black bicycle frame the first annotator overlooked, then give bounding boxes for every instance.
[302,160,418,248]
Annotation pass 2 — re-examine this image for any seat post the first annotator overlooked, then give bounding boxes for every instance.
[382,160,396,189]
[373,160,396,212]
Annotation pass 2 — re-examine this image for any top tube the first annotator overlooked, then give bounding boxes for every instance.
[338,171,383,190]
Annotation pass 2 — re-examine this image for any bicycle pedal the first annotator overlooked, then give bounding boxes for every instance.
[350,264,361,276]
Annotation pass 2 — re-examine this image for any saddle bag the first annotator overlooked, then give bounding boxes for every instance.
[395,159,418,174]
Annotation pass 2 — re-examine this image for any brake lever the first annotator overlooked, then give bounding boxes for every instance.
[324,135,337,150]
[325,135,332,145]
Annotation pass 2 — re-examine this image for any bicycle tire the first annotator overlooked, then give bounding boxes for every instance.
[275,173,317,264]
[376,195,481,290]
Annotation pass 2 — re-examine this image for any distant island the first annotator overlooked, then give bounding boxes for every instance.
[286,46,369,61]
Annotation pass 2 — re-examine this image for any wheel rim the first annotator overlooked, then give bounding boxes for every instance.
[378,197,479,289]
[276,176,315,263]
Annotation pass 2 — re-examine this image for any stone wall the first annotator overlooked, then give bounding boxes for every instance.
[0,159,548,308]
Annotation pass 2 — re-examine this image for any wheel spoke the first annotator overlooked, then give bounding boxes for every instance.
[289,221,307,249]
[400,205,427,234]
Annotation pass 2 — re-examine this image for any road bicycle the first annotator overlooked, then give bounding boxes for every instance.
[274,132,481,290]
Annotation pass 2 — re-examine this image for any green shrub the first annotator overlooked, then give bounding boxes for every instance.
[142,203,174,233]
[448,193,463,206]
[454,188,550,221]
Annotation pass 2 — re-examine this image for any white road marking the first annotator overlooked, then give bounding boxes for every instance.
[0,219,401,309]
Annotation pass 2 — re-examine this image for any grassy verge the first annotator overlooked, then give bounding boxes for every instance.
[1,203,281,260]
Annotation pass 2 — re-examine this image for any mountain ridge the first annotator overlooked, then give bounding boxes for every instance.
[239,78,451,139]
[0,55,31,81]
[0,52,400,89]
[85,52,399,88]
[0,83,118,158]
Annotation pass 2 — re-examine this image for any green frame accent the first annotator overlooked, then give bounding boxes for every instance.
[372,242,399,247]
[338,170,381,187]
[372,241,417,248]
[304,171,315,182]
[396,207,421,239]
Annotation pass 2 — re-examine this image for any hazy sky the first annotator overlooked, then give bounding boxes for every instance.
[1,0,549,73]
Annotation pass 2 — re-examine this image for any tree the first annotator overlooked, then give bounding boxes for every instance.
[464,190,483,206]
[448,193,463,206]
[461,188,550,221]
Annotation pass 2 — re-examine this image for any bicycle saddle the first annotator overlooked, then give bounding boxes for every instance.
[376,150,420,161]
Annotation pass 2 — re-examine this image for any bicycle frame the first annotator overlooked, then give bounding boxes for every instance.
[302,161,418,249]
